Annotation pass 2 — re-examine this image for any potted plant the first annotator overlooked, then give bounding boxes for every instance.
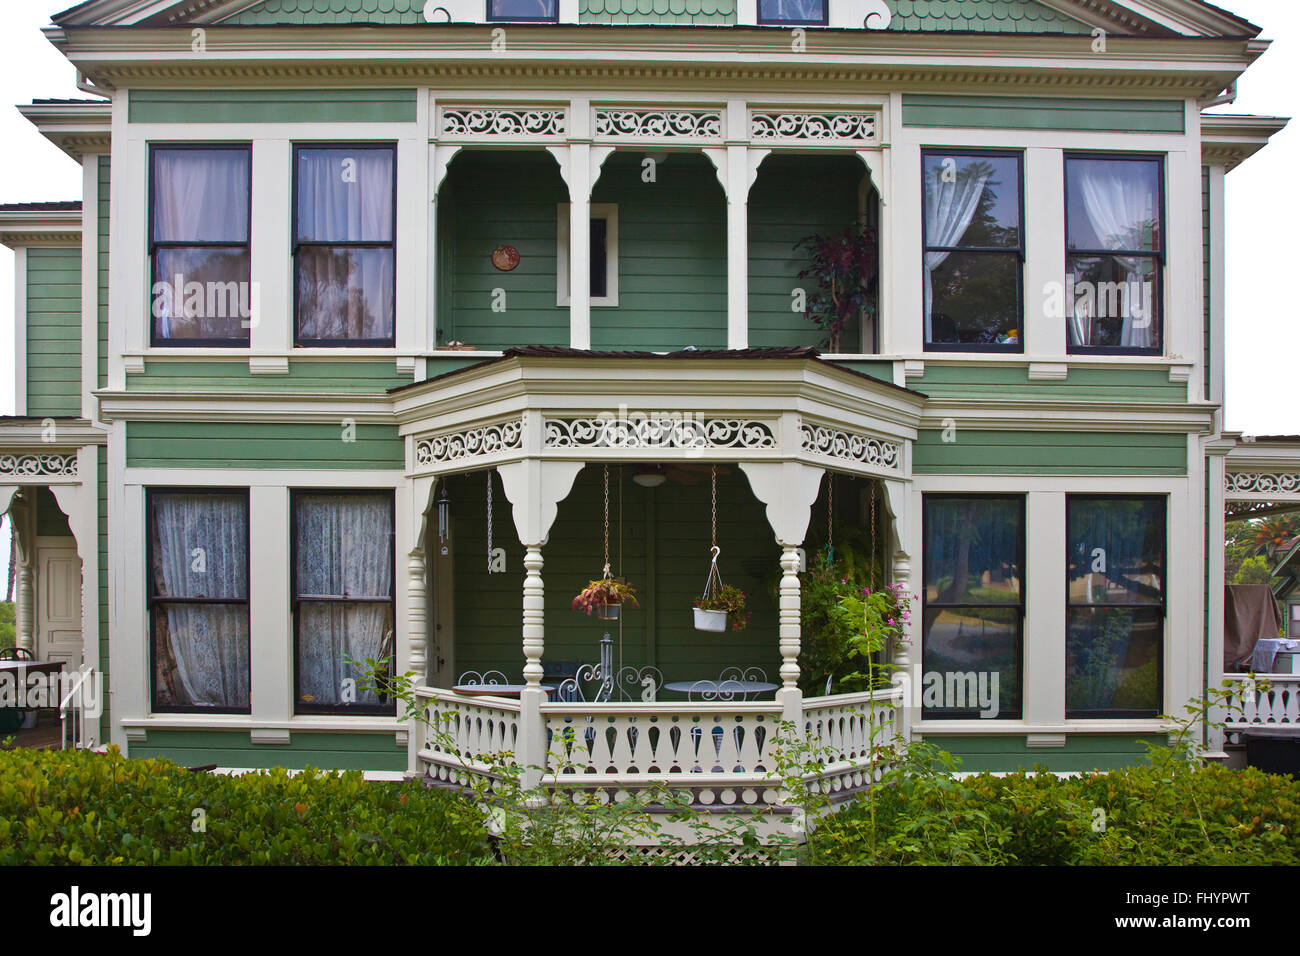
[795,225,879,353]
[572,577,639,621]
[694,584,749,632]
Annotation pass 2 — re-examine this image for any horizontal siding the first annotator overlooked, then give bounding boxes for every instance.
[127,360,410,393]
[920,734,1150,773]
[914,364,1187,402]
[902,95,1186,133]
[129,89,418,124]
[35,487,73,537]
[126,422,404,469]
[25,247,82,417]
[913,429,1187,475]
[829,359,894,383]
[129,730,406,771]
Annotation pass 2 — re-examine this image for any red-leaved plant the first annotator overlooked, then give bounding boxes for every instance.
[795,226,879,353]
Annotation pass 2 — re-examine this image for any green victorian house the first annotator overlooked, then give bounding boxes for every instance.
[0,0,1295,801]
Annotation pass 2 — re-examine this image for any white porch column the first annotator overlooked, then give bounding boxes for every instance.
[407,548,428,680]
[498,456,584,786]
[706,129,768,350]
[9,492,35,654]
[891,550,914,740]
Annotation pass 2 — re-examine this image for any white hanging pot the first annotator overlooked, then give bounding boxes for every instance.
[694,607,728,632]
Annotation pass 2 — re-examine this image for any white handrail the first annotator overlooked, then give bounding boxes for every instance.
[59,665,93,750]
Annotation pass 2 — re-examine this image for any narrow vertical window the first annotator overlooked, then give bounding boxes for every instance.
[148,490,250,712]
[149,146,252,345]
[922,495,1025,720]
[1065,155,1163,353]
[294,145,396,346]
[922,151,1024,351]
[1066,495,1165,717]
[293,492,396,714]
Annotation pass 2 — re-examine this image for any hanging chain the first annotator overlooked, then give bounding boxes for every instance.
[870,480,878,586]
[827,474,834,554]
[602,463,611,578]
[711,465,718,549]
[486,471,493,572]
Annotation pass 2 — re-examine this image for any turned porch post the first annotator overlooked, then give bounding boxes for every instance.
[891,550,914,740]
[9,491,35,654]
[407,548,428,681]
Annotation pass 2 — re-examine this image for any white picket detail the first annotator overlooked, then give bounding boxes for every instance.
[1223,675,1300,729]
[418,690,522,784]
[802,688,900,791]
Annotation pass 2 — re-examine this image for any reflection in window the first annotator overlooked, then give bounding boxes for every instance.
[294,145,396,345]
[922,496,1025,719]
[487,0,559,21]
[922,152,1023,351]
[1065,155,1163,353]
[757,0,828,25]
[1066,496,1165,717]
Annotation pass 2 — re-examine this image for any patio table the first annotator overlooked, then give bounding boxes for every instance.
[452,684,555,699]
[664,679,778,701]
[0,660,64,732]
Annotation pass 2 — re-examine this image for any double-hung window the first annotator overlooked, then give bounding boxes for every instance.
[757,0,828,26]
[148,490,251,713]
[1065,155,1164,354]
[922,150,1024,351]
[293,491,396,715]
[557,203,619,306]
[487,0,558,21]
[1066,495,1165,717]
[922,495,1025,720]
[293,145,396,346]
[149,145,252,346]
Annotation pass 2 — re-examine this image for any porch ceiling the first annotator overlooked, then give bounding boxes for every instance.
[392,350,925,481]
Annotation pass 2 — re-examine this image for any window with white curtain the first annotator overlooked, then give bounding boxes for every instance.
[757,0,828,25]
[293,145,396,346]
[149,145,252,346]
[293,492,396,715]
[1065,154,1164,354]
[148,490,251,712]
[487,0,558,21]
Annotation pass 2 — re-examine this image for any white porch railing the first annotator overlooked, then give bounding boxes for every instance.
[59,665,95,750]
[415,685,901,806]
[1222,674,1300,733]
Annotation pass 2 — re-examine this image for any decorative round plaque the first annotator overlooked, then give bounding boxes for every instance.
[491,245,520,272]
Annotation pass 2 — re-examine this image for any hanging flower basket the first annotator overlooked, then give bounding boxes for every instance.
[597,602,622,622]
[693,607,728,632]
[573,577,639,618]
[695,545,749,632]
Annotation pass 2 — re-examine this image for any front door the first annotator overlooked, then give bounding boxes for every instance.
[36,542,83,671]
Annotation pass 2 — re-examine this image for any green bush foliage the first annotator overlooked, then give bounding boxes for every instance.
[814,743,1300,866]
[0,746,493,865]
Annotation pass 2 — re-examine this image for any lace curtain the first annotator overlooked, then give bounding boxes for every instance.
[923,164,991,341]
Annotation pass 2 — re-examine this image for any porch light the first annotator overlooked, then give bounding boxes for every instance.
[632,465,666,489]
[437,483,452,554]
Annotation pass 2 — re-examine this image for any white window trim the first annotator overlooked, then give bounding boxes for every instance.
[736,0,891,29]
[557,202,619,308]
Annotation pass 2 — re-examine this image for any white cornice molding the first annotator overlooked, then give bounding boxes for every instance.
[96,392,398,423]
[1200,112,1289,172]
[18,101,113,161]
[0,210,84,250]
[0,421,108,447]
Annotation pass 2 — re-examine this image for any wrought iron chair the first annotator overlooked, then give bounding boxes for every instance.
[0,647,34,661]
[455,669,509,688]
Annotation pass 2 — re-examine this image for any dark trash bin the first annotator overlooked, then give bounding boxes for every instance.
[1243,729,1300,779]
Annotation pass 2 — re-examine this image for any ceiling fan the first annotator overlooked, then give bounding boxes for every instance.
[632,463,731,487]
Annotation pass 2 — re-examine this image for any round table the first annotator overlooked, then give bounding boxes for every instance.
[663,679,778,701]
[452,684,555,698]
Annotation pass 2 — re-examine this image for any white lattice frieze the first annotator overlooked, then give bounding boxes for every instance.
[438,107,567,140]
[0,453,78,479]
[414,418,525,469]
[1225,472,1300,499]
[749,110,879,145]
[593,108,723,142]
[798,422,900,470]
[544,416,776,451]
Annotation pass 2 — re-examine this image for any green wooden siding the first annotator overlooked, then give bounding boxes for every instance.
[34,487,73,537]
[829,359,894,383]
[582,0,736,25]
[24,247,82,417]
[913,363,1187,403]
[449,465,781,683]
[125,422,404,469]
[128,89,417,124]
[590,152,726,351]
[1202,165,1211,400]
[902,95,1186,133]
[222,0,425,24]
[126,360,409,393]
[749,155,862,352]
[98,157,109,390]
[913,429,1187,475]
[886,0,1092,33]
[920,734,1151,773]
[438,153,570,350]
[97,445,109,741]
[128,729,406,771]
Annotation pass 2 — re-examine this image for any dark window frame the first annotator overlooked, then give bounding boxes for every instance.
[291,142,398,349]
[291,488,398,717]
[1064,151,1166,357]
[921,493,1027,720]
[147,143,253,349]
[1065,493,1167,719]
[146,487,252,715]
[590,216,608,300]
[756,0,829,26]
[921,148,1026,355]
[485,0,560,22]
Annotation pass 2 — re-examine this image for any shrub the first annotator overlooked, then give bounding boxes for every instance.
[0,746,493,865]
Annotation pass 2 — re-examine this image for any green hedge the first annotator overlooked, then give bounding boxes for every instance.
[0,747,493,865]
[814,749,1300,865]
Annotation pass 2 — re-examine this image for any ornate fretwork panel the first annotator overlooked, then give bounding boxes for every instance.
[0,453,79,479]
[544,416,776,450]
[592,108,723,142]
[748,110,879,146]
[1225,472,1300,500]
[798,423,900,471]
[437,106,567,140]
[414,418,525,470]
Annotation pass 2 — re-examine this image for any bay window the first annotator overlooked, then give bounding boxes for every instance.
[148,490,251,713]
[1066,495,1165,717]
[149,145,252,346]
[922,150,1023,351]
[293,492,396,715]
[1065,154,1163,354]
[922,495,1024,720]
[293,145,396,346]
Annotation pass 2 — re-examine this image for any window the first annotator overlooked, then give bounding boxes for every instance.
[1066,495,1165,717]
[149,145,252,346]
[487,0,558,21]
[293,145,396,346]
[293,492,396,715]
[922,495,1024,719]
[757,0,828,25]
[922,151,1024,351]
[1065,155,1163,354]
[148,490,250,713]
[557,203,619,306]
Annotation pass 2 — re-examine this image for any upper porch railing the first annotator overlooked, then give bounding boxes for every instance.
[1221,673,1300,736]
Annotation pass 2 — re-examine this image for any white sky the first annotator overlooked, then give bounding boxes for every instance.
[0,0,1295,576]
